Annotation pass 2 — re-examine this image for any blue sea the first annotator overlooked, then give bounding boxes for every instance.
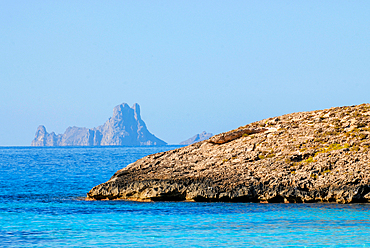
[1,146,370,247]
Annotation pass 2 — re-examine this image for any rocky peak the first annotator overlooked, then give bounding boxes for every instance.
[112,103,131,120]
[36,125,47,135]
[110,103,143,129]
[31,103,166,146]
[31,125,58,146]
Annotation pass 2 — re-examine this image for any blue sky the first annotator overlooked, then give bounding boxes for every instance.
[1,1,370,146]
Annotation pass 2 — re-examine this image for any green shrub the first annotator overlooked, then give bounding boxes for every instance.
[351,146,360,152]
[304,157,315,163]
[314,143,350,156]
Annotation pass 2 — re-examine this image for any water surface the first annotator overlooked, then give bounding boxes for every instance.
[1,146,369,247]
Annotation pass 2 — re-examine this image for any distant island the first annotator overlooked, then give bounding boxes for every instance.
[180,131,213,145]
[31,103,167,146]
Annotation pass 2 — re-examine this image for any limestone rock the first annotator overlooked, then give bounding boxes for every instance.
[31,103,166,146]
[87,103,370,203]
[180,131,213,145]
[31,125,59,146]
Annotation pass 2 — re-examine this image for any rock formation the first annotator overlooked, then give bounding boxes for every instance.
[87,104,370,203]
[31,103,166,146]
[180,131,213,145]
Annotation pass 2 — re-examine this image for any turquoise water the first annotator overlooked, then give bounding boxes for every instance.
[1,147,370,247]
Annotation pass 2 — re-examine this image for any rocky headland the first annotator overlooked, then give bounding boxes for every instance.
[180,131,213,145]
[31,103,166,146]
[87,104,370,203]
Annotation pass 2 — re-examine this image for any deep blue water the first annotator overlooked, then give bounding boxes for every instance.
[1,146,370,247]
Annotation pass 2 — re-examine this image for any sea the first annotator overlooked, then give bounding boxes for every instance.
[1,146,370,247]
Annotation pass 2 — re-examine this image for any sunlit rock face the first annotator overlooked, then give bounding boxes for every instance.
[31,103,166,146]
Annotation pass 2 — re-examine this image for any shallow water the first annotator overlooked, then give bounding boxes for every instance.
[1,146,370,247]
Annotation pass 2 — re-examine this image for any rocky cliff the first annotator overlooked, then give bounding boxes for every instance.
[31,103,166,146]
[87,104,370,204]
[180,131,213,145]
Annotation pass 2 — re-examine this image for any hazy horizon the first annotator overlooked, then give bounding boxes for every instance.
[1,1,370,146]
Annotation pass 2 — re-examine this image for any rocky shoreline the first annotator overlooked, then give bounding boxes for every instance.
[87,104,370,203]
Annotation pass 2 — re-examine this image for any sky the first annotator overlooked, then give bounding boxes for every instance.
[1,1,370,146]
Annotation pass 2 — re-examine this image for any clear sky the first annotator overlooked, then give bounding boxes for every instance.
[1,1,370,146]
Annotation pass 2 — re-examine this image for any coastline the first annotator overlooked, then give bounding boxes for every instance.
[87,104,370,204]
